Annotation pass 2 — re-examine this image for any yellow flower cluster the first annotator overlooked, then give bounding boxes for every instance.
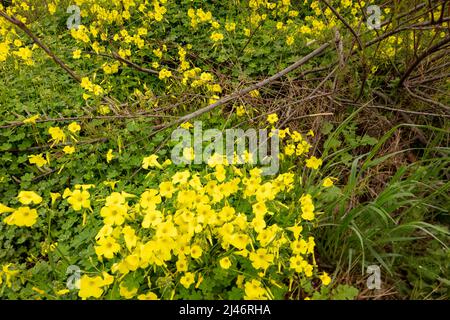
[20,148,331,299]
[1,191,42,227]
[188,8,213,28]
[26,122,81,168]
[80,77,104,96]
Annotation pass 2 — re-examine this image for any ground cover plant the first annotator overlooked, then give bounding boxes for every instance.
[0,0,449,300]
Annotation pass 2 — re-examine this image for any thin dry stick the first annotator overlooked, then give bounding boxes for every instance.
[410,72,450,85]
[0,10,121,111]
[0,113,178,129]
[151,42,331,132]
[404,86,450,111]
[0,10,80,82]
[372,90,437,148]
[367,105,450,118]
[278,66,338,129]
[398,36,450,87]
[111,51,159,75]
[365,17,450,48]
[285,112,334,122]
[320,0,363,50]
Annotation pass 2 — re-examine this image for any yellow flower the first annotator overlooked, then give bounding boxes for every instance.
[14,47,33,63]
[23,114,39,124]
[244,279,267,299]
[305,156,322,169]
[300,194,315,221]
[176,256,188,272]
[56,289,70,296]
[289,255,307,273]
[180,272,195,288]
[159,181,175,198]
[219,257,232,269]
[100,204,126,226]
[249,89,259,98]
[119,283,138,299]
[183,147,195,161]
[48,127,66,144]
[172,170,190,185]
[63,146,75,155]
[106,149,114,163]
[0,264,20,288]
[4,206,38,227]
[267,113,279,124]
[138,292,158,300]
[158,68,172,80]
[322,177,335,188]
[17,191,42,205]
[284,144,295,156]
[73,49,82,59]
[142,154,162,169]
[180,122,193,129]
[0,203,14,214]
[252,201,267,216]
[62,188,72,199]
[78,275,104,299]
[319,272,332,286]
[230,233,251,250]
[140,189,161,209]
[249,248,274,270]
[210,32,224,42]
[67,189,90,211]
[286,224,303,239]
[50,192,61,206]
[28,154,47,167]
[286,36,294,46]
[95,236,120,259]
[122,226,138,250]
[32,287,45,295]
[68,122,81,133]
[190,245,203,259]
[225,22,236,32]
[291,239,308,255]
[0,42,9,62]
[236,106,245,117]
[153,48,163,59]
[93,84,104,96]
[48,3,56,15]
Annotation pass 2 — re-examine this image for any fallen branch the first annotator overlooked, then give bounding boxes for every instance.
[0,10,81,82]
[320,0,363,50]
[367,105,450,118]
[151,42,331,132]
[0,10,120,112]
[111,51,159,76]
[404,86,450,112]
[285,112,334,122]
[0,113,178,129]
[399,36,450,87]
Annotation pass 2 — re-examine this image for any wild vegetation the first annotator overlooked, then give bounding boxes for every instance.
[0,0,449,300]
